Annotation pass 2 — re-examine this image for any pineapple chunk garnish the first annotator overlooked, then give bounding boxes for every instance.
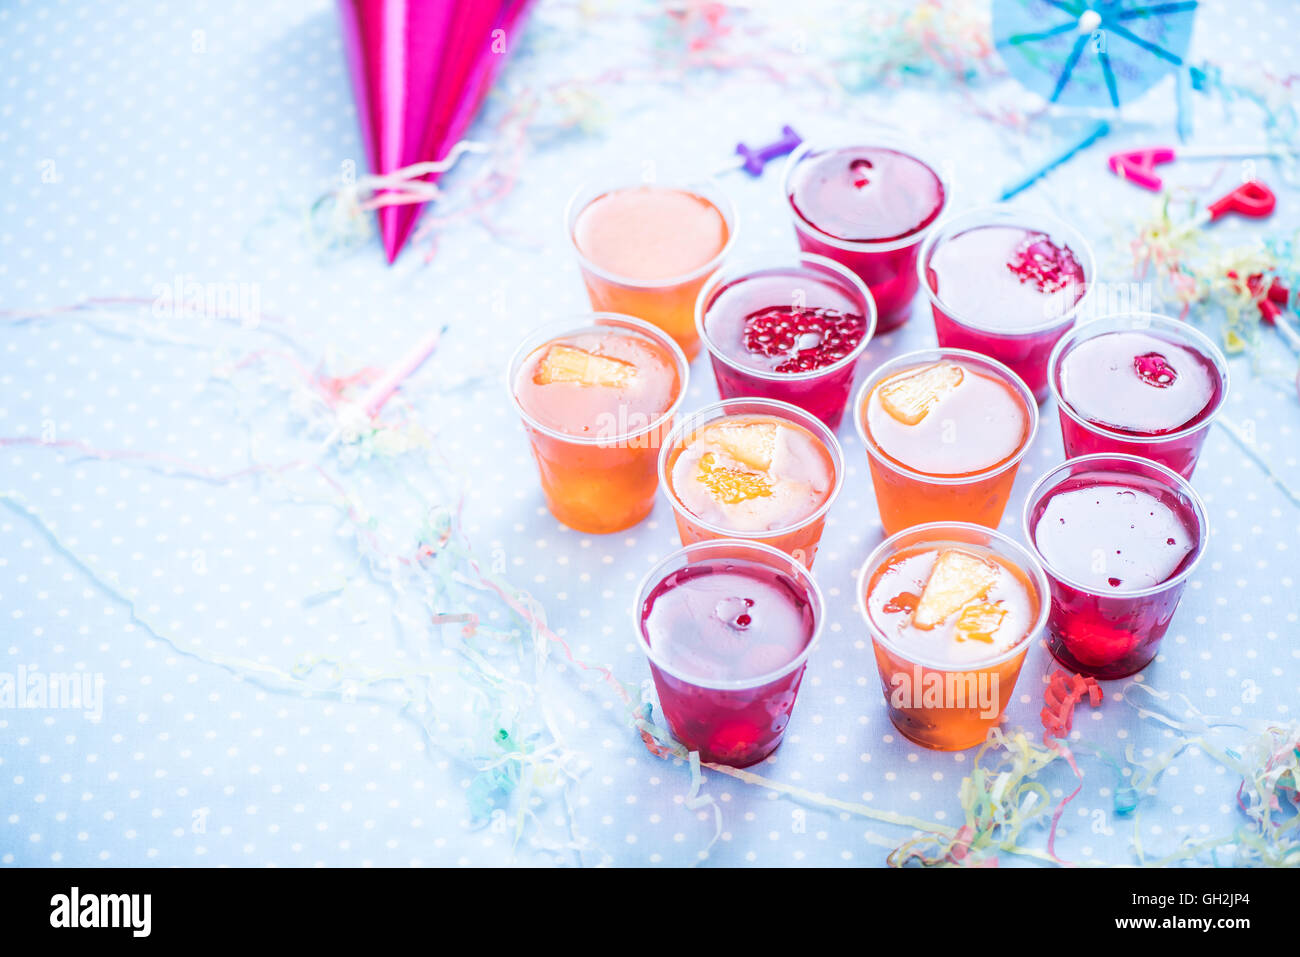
[878,362,964,426]
[697,452,773,505]
[704,422,777,471]
[534,344,635,387]
[954,600,1008,643]
[912,548,999,630]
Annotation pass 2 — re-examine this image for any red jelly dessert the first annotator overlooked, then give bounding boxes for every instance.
[698,255,875,429]
[1023,454,1208,680]
[929,226,1086,329]
[921,209,1093,402]
[637,542,823,767]
[784,142,946,332]
[787,147,946,244]
[1058,333,1218,435]
[1049,313,1229,478]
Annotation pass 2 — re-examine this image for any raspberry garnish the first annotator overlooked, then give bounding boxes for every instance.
[849,157,874,189]
[1006,232,1083,294]
[741,305,866,374]
[1134,351,1178,388]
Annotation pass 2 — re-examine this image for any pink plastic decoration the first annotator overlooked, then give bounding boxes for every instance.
[1107,147,1175,191]
[1205,180,1276,222]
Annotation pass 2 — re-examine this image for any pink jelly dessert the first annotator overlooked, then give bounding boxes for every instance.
[925,223,1088,401]
[785,144,946,333]
[639,553,818,766]
[1024,456,1207,680]
[1059,333,1218,434]
[1051,316,1228,477]
[698,256,874,429]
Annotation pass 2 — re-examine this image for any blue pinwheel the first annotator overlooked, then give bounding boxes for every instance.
[994,1,1198,110]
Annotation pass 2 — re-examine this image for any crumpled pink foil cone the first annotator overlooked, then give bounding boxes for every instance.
[337,0,536,263]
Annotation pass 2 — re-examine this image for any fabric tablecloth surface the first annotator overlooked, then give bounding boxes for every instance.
[1,0,1297,867]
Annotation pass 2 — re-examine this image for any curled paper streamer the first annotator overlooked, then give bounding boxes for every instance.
[888,729,1075,868]
[307,142,489,254]
[1120,684,1300,868]
[7,297,1295,867]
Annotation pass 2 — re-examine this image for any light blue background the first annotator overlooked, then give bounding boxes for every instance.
[1,0,1297,866]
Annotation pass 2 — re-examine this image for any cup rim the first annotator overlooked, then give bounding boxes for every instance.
[1019,451,1211,599]
[855,521,1051,672]
[1046,311,1232,445]
[852,347,1039,486]
[506,313,690,446]
[780,137,951,254]
[916,204,1098,337]
[657,396,846,541]
[633,538,825,691]
[564,175,738,290]
[693,251,879,383]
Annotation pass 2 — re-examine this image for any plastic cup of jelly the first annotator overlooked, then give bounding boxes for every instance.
[1022,452,1209,680]
[853,348,1038,536]
[918,205,1095,403]
[508,313,688,534]
[695,252,877,431]
[858,521,1050,751]
[635,538,824,767]
[782,136,949,333]
[1047,312,1230,478]
[566,173,737,360]
[659,397,844,568]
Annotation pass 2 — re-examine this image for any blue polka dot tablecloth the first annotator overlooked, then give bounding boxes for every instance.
[1,0,1298,868]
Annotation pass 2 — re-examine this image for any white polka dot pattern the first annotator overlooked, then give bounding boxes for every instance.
[0,0,1297,867]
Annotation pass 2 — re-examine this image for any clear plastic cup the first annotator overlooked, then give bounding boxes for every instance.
[507,313,688,534]
[918,205,1096,403]
[1022,453,1209,680]
[566,175,737,361]
[659,397,845,568]
[782,136,949,334]
[634,539,824,766]
[857,521,1050,750]
[1047,312,1230,478]
[695,252,877,431]
[853,348,1038,536]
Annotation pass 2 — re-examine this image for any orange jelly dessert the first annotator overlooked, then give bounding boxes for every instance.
[569,183,733,359]
[859,525,1047,750]
[660,399,842,567]
[854,349,1036,535]
[510,315,686,534]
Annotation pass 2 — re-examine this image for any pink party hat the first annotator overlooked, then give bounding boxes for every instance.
[338,0,536,263]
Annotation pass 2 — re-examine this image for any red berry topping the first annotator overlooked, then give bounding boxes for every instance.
[741,305,866,374]
[716,596,755,629]
[1006,232,1084,294]
[1134,351,1178,388]
[849,157,874,189]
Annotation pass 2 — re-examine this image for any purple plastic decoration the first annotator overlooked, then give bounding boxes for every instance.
[735,125,802,177]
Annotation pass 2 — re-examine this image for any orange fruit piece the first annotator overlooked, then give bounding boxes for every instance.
[878,362,964,426]
[703,422,777,471]
[913,548,999,630]
[534,344,634,387]
[697,452,773,505]
[954,600,1008,643]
